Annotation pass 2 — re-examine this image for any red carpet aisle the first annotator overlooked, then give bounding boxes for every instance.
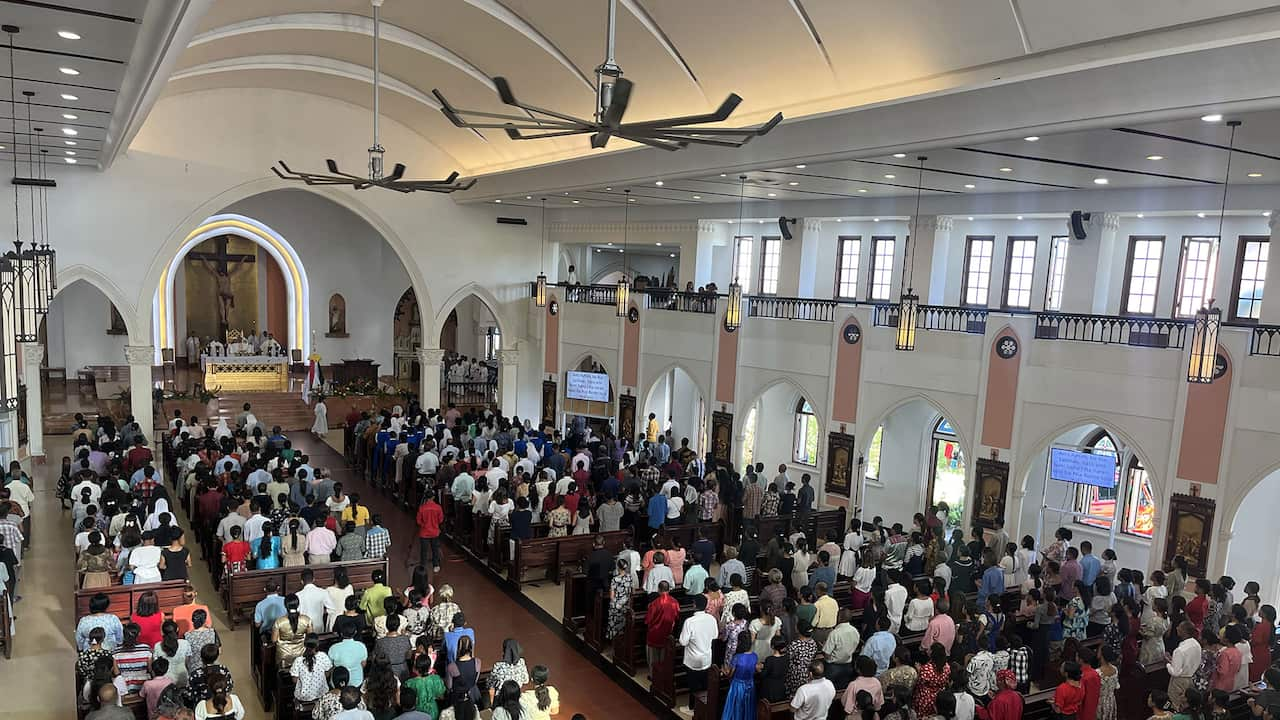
[291,434,655,720]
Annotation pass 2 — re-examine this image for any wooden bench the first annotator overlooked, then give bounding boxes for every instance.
[221,558,389,629]
[74,578,193,623]
[756,699,792,720]
[508,530,630,590]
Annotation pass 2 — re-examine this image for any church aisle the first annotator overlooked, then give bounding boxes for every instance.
[294,432,658,720]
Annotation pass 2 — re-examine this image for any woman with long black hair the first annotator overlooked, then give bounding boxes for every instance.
[271,594,312,669]
[282,518,306,567]
[289,633,332,702]
[155,619,191,686]
[491,680,525,720]
[251,522,281,570]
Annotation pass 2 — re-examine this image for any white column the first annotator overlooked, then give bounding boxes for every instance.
[1060,212,1120,314]
[124,345,155,442]
[692,221,718,288]
[497,348,520,418]
[915,215,953,305]
[417,348,445,411]
[21,343,42,458]
[1260,212,1280,323]
[795,219,823,297]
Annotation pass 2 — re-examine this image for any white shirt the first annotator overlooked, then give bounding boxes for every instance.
[555,477,574,496]
[415,452,439,476]
[1167,636,1202,678]
[485,467,508,486]
[905,597,934,632]
[790,678,836,720]
[852,566,876,593]
[1235,640,1253,690]
[243,514,269,544]
[885,583,909,633]
[666,496,684,519]
[934,563,953,592]
[678,610,718,671]
[953,690,976,720]
[644,564,675,594]
[296,583,337,631]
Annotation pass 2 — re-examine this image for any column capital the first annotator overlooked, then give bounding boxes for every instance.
[803,218,823,234]
[124,345,155,366]
[915,215,953,234]
[20,343,42,370]
[1086,212,1121,232]
[416,348,446,366]
[698,220,719,235]
[496,349,521,366]
[1268,211,1279,233]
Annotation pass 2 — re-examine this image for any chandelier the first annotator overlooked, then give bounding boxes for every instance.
[432,0,783,151]
[272,0,474,193]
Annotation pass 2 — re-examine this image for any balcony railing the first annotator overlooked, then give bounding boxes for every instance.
[1251,325,1280,356]
[564,284,618,306]
[1034,312,1188,348]
[747,296,837,322]
[642,289,717,314]
[445,381,497,407]
[872,304,989,334]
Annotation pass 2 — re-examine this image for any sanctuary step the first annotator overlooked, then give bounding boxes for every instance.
[176,392,319,432]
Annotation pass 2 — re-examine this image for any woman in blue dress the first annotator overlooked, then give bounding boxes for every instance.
[722,629,757,720]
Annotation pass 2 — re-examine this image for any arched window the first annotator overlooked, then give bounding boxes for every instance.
[865,425,884,481]
[740,406,758,470]
[1074,430,1155,539]
[484,326,501,361]
[928,417,966,524]
[793,398,818,466]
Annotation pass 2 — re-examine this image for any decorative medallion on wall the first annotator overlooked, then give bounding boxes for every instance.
[627,306,640,324]
[995,335,1019,359]
[841,321,861,345]
[548,300,559,316]
[1214,352,1229,380]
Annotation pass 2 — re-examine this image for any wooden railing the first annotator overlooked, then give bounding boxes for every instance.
[746,295,837,322]
[1034,312,1188,348]
[642,289,717,314]
[445,381,497,407]
[1250,324,1280,356]
[872,303,989,334]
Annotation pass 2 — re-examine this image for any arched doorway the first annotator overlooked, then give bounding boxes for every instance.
[438,293,501,409]
[1225,467,1280,600]
[1019,424,1157,572]
[394,288,422,384]
[859,399,968,531]
[642,365,706,457]
[738,380,823,488]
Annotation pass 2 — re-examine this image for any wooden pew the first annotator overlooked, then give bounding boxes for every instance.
[508,530,630,590]
[74,578,193,623]
[756,699,792,720]
[221,557,389,629]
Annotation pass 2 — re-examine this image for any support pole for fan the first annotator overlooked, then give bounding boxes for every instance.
[369,0,385,180]
[595,0,622,123]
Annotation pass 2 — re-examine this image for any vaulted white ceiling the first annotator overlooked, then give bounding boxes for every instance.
[166,0,1280,176]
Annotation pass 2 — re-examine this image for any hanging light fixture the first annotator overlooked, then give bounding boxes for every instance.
[535,197,548,307]
[616,190,631,317]
[0,26,20,407]
[1189,121,1239,383]
[22,98,49,319]
[272,0,473,193]
[33,133,55,308]
[724,175,748,332]
[896,156,928,351]
[433,0,782,151]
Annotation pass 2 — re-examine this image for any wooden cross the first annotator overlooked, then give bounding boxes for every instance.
[187,235,255,273]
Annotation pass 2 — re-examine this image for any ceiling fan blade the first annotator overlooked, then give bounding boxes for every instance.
[624,93,744,130]
[755,112,784,136]
[600,77,633,129]
[432,89,467,127]
[493,76,518,106]
[386,164,407,182]
[326,159,340,173]
[589,130,613,149]
[623,134,685,151]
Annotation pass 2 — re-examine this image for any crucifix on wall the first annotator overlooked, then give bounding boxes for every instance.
[188,236,256,338]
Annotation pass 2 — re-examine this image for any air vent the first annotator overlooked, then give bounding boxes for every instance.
[496,216,528,226]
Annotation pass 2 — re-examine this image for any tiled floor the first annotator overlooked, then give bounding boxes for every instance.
[4,419,656,719]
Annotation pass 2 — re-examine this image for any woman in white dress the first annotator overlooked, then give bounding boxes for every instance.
[212,418,232,442]
[129,532,164,584]
[311,396,328,438]
[838,521,863,578]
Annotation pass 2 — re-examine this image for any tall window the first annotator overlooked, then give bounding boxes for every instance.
[1004,236,1038,309]
[1231,236,1269,322]
[733,236,753,291]
[868,237,895,301]
[1045,235,1070,311]
[928,418,965,527]
[793,398,818,466]
[759,236,782,294]
[865,424,883,481]
[835,236,861,299]
[1174,236,1219,317]
[740,406,758,469]
[961,236,995,306]
[484,326,501,361]
[1122,236,1165,316]
[1073,430,1156,539]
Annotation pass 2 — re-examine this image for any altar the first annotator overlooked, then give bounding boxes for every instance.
[202,355,289,392]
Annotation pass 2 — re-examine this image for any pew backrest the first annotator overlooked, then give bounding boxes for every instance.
[74,579,193,623]
[221,558,389,629]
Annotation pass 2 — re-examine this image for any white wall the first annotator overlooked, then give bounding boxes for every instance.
[862,401,937,528]
[1226,470,1280,601]
[46,281,129,371]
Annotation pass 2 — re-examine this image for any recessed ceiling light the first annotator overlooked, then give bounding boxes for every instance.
[65,150,75,156]
[999,167,1013,173]
[595,248,600,253]
[856,188,867,193]
[64,158,77,164]
[618,249,623,253]
[727,221,734,225]
[605,186,612,190]
[493,199,501,203]
[692,195,701,199]
[1016,215,1023,220]
[1093,177,1108,185]
[757,220,764,224]
[61,128,77,135]
[669,253,675,258]
[835,218,843,222]
[1146,155,1164,161]
[795,164,806,169]
[60,93,77,101]
[1265,211,1273,217]
[1201,114,1223,122]
[571,199,580,204]
[967,216,974,221]
[1197,212,1207,218]
[656,242,662,246]
[884,174,895,179]
[892,153,906,158]
[58,30,81,40]
[788,181,799,186]
[1136,213,1144,218]
[873,218,880,222]
[1248,172,1263,178]
[767,192,776,197]
[64,140,76,146]
[964,183,975,189]
[607,242,614,245]
[524,195,531,199]
[1024,136,1040,142]
[562,192,569,195]
[719,173,727,177]
[58,67,79,75]
[628,198,635,202]
[62,113,78,120]
[654,180,663,186]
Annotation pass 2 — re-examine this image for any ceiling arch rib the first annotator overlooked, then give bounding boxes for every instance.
[618,0,706,101]
[188,13,499,94]
[459,0,594,91]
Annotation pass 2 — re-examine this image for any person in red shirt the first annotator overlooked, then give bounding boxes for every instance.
[1186,578,1210,635]
[644,581,680,670]
[221,525,252,575]
[1053,662,1086,719]
[125,439,153,476]
[977,670,1023,720]
[415,495,444,572]
[1079,652,1101,720]
[563,483,581,516]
